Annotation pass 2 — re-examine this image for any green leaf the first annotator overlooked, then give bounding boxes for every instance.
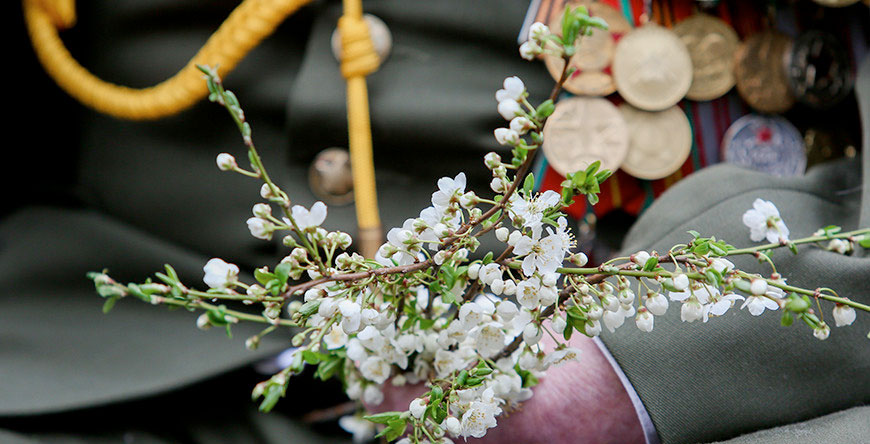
[258,384,284,413]
[364,412,402,424]
[298,299,320,317]
[381,419,407,441]
[734,279,751,293]
[275,262,294,285]
[692,242,710,256]
[780,310,794,327]
[584,160,601,176]
[255,268,276,286]
[302,350,328,365]
[788,242,799,255]
[534,100,555,120]
[785,295,810,313]
[482,252,494,264]
[523,173,535,196]
[822,225,841,237]
[704,269,722,287]
[642,256,659,272]
[102,296,119,313]
[595,169,612,183]
[315,356,343,381]
[418,318,436,330]
[687,230,700,239]
[587,193,599,205]
[859,237,870,248]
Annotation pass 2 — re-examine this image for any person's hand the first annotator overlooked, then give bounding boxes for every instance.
[375,334,645,444]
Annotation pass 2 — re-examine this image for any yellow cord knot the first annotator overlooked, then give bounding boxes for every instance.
[33,0,76,29]
[337,15,381,79]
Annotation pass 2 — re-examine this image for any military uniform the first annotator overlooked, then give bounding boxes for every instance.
[4,0,868,442]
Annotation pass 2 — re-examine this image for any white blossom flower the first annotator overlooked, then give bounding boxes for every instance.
[496,300,518,321]
[290,201,327,231]
[509,190,561,237]
[632,251,651,266]
[363,384,383,405]
[460,399,500,439]
[494,128,520,146]
[478,263,503,285]
[741,295,779,316]
[495,227,510,242]
[585,320,602,336]
[495,76,525,102]
[710,258,735,275]
[360,356,391,384]
[510,116,533,134]
[750,279,768,295]
[703,293,745,322]
[338,415,376,443]
[515,277,541,309]
[324,324,349,349]
[443,416,461,435]
[202,258,239,289]
[215,153,237,171]
[246,217,273,240]
[603,306,628,332]
[475,323,507,357]
[833,304,856,327]
[432,173,467,211]
[551,316,567,334]
[543,347,582,368]
[742,198,789,243]
[522,323,542,345]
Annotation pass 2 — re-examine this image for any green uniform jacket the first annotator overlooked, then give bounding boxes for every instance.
[4,0,868,442]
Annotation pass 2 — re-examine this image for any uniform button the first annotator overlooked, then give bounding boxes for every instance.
[331,14,392,64]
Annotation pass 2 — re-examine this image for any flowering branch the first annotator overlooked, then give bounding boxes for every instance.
[88,6,869,444]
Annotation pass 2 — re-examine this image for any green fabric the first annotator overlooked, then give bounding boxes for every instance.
[599,52,870,443]
[711,406,870,444]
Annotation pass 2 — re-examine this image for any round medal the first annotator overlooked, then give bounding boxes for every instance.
[787,30,853,108]
[543,1,632,96]
[733,31,795,114]
[618,104,693,180]
[308,148,355,205]
[612,24,693,111]
[673,13,739,101]
[722,115,806,177]
[542,97,629,177]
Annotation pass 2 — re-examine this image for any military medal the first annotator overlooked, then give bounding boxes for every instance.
[786,30,853,108]
[804,128,858,169]
[733,30,795,114]
[812,0,860,6]
[542,97,629,177]
[309,148,355,205]
[617,104,693,180]
[722,115,806,177]
[543,1,632,96]
[673,13,739,101]
[612,24,693,111]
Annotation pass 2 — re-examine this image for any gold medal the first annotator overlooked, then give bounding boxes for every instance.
[733,30,795,114]
[612,24,693,111]
[673,13,739,102]
[543,1,632,96]
[617,104,692,180]
[542,97,629,176]
[308,148,355,205]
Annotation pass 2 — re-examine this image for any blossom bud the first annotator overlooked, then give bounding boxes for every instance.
[673,274,690,291]
[813,322,830,340]
[409,398,427,419]
[196,313,211,330]
[494,128,520,146]
[508,230,523,246]
[585,320,602,336]
[252,203,271,218]
[496,300,518,320]
[443,416,461,435]
[216,153,237,171]
[490,178,506,193]
[600,294,619,312]
[497,99,522,121]
[570,252,589,267]
[632,251,651,266]
[490,279,505,295]
[552,316,567,334]
[510,116,533,135]
[635,308,654,332]
[529,22,550,40]
[523,323,543,345]
[434,250,448,265]
[484,152,502,169]
[541,273,559,287]
[246,217,274,240]
[245,335,260,350]
[587,304,603,321]
[282,235,297,248]
[495,227,510,242]
[832,304,856,327]
[519,40,539,60]
[645,292,668,316]
[502,279,517,296]
[750,279,768,296]
[681,300,704,323]
[260,183,276,199]
[467,263,481,280]
[460,191,479,208]
[617,289,635,305]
